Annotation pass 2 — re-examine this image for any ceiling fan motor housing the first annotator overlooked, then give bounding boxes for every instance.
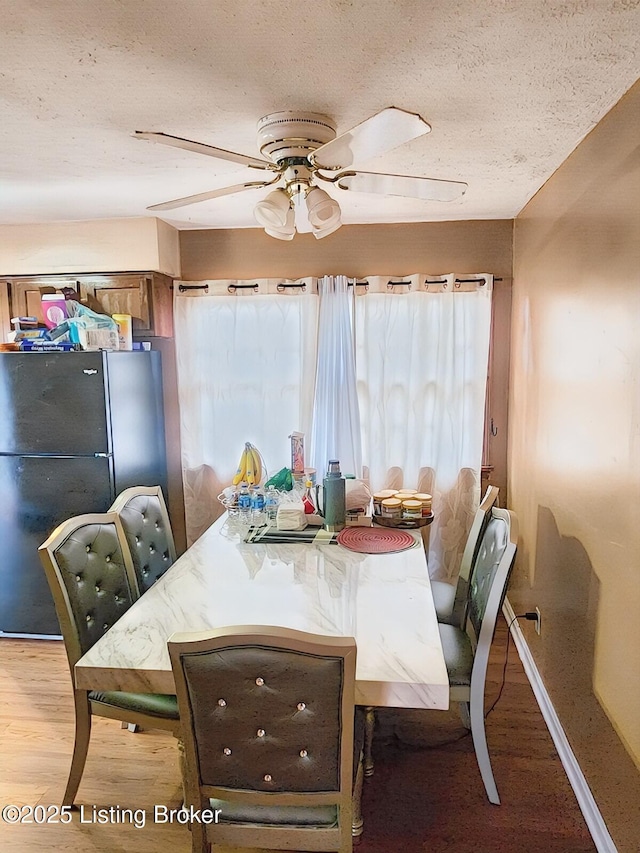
[257,112,337,164]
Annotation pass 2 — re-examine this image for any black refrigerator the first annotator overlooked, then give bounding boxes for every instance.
[0,350,168,636]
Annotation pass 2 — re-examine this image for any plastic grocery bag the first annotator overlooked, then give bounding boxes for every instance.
[265,467,294,491]
[64,302,119,350]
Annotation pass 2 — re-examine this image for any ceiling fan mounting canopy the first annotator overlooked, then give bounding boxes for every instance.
[134,106,468,238]
[256,111,337,164]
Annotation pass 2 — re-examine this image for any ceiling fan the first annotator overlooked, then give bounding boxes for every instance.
[134,107,467,240]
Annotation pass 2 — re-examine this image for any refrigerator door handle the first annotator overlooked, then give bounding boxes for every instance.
[0,453,113,459]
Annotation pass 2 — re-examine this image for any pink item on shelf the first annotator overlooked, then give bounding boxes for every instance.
[41,294,69,329]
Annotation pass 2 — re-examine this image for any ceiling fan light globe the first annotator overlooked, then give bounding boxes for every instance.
[264,207,295,240]
[253,189,291,228]
[305,187,341,229]
[265,226,295,241]
[312,216,342,240]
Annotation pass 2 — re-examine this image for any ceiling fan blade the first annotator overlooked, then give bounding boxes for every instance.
[134,131,273,170]
[147,181,276,211]
[310,107,431,170]
[336,171,467,202]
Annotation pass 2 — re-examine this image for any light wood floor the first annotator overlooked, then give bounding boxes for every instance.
[0,619,596,853]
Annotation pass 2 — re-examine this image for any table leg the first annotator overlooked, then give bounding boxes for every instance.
[364,706,376,778]
[352,751,364,838]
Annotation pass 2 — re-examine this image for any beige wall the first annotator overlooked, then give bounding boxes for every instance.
[509,81,640,851]
[0,217,180,277]
[180,219,512,281]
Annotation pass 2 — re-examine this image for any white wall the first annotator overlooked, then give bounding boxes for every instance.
[0,217,180,277]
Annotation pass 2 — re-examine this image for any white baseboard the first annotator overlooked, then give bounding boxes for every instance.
[502,597,617,853]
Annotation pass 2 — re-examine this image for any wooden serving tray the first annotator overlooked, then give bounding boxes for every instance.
[373,513,434,529]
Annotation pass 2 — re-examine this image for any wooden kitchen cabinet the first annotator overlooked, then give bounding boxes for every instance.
[3,272,174,337]
[4,276,80,325]
[78,275,153,332]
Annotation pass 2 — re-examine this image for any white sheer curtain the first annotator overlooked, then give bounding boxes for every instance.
[174,272,492,576]
[355,274,493,580]
[174,279,318,544]
[308,275,362,479]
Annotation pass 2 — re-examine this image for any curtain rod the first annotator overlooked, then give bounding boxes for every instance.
[177,283,208,293]
[176,277,502,294]
[227,283,259,293]
[425,277,502,284]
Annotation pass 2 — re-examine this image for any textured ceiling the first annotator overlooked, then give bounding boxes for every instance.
[1,0,639,231]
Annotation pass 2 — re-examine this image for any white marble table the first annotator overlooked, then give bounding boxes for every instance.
[75,515,449,710]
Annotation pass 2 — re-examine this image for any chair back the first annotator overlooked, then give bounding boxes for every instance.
[38,512,138,671]
[110,485,176,592]
[447,485,500,627]
[168,625,357,851]
[465,507,518,659]
[459,485,500,583]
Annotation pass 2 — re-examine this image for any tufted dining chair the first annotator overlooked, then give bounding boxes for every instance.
[109,485,176,593]
[361,486,501,782]
[38,512,180,806]
[438,506,518,804]
[168,625,364,853]
[431,484,500,627]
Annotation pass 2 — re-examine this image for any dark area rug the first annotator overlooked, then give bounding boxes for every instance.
[357,699,597,852]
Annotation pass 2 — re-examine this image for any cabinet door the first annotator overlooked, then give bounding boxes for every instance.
[6,277,81,324]
[79,274,152,332]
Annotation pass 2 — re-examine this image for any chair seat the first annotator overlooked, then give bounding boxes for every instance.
[431,579,457,621]
[438,623,473,687]
[89,690,179,719]
[209,799,338,827]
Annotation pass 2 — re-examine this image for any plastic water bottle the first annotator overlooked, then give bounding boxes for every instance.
[238,483,251,523]
[265,485,279,525]
[250,485,265,524]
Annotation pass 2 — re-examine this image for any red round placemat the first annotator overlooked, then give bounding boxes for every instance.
[336,526,416,554]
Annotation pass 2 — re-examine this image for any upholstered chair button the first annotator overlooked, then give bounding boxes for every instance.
[85,614,91,622]
[255,677,264,686]
[223,747,232,756]
[297,702,306,711]
[257,728,265,737]
[76,574,82,581]
[217,699,227,707]
[135,535,141,543]
[155,522,160,530]
[95,584,100,592]
[263,774,272,782]
[163,551,169,560]
[299,749,308,757]
[85,545,91,552]
[105,555,111,562]
[149,546,155,554]
[103,623,109,630]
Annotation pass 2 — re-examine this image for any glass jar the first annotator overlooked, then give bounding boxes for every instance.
[414,493,433,517]
[395,489,418,499]
[401,499,423,520]
[381,497,402,519]
[373,489,398,515]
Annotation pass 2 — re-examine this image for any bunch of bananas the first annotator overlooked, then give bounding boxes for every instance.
[232,442,263,486]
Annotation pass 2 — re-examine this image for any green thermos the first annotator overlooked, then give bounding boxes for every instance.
[317,459,346,532]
